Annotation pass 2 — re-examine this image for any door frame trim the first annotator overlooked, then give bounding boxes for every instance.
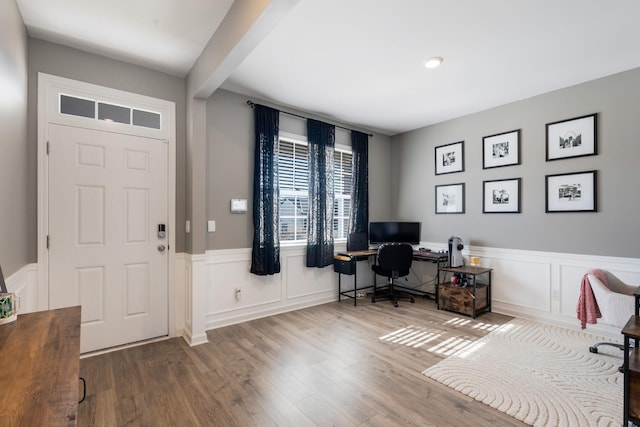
[37,73,177,337]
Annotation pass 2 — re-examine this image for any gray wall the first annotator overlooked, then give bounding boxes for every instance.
[205,89,392,249]
[0,1,28,276]
[391,67,640,257]
[27,38,188,255]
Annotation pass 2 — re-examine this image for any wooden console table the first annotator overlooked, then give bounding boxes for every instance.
[0,306,81,426]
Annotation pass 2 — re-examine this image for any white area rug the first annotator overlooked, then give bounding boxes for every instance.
[423,318,624,426]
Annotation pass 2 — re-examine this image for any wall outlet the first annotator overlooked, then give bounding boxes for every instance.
[551,289,559,300]
[207,220,216,232]
[185,220,191,233]
[235,288,241,301]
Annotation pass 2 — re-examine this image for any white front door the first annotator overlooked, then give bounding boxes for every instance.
[48,123,169,353]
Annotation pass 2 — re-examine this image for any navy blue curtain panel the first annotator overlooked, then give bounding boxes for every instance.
[251,104,281,275]
[306,119,335,268]
[349,131,369,235]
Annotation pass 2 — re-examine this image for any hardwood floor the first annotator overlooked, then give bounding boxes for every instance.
[78,297,528,426]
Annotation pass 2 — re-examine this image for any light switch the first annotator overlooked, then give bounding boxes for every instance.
[207,220,216,232]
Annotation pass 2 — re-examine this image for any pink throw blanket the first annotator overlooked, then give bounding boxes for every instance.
[576,269,609,329]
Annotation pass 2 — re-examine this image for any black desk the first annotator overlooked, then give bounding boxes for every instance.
[334,250,377,306]
[334,250,448,306]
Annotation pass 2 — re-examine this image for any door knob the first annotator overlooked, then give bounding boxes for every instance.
[157,245,166,252]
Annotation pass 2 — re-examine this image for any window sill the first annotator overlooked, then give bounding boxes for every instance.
[279,239,347,248]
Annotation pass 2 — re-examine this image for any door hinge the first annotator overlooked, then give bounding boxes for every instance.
[46,141,50,155]
[46,235,50,249]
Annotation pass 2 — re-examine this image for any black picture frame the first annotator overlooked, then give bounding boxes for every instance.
[483,178,521,213]
[435,183,465,214]
[482,129,521,169]
[546,114,597,161]
[435,141,464,175]
[545,170,597,213]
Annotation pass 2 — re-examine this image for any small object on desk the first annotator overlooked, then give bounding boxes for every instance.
[413,250,448,260]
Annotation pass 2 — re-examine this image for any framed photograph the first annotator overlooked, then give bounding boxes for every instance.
[435,183,465,214]
[545,170,597,213]
[483,178,521,213]
[483,129,520,169]
[546,114,597,161]
[435,141,464,175]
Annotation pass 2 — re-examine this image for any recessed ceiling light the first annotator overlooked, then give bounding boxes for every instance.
[424,56,443,69]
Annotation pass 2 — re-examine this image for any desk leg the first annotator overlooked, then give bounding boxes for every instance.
[471,277,476,319]
[338,273,342,302]
[436,269,441,310]
[353,267,357,306]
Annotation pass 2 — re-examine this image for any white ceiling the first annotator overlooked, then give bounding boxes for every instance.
[16,0,640,135]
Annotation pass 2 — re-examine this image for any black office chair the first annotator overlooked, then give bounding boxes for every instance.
[347,232,367,251]
[347,232,368,261]
[371,243,415,307]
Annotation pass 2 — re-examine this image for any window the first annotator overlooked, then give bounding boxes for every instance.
[59,94,161,129]
[278,135,352,243]
[333,149,353,240]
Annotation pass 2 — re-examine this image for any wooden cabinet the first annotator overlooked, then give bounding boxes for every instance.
[0,306,81,426]
[622,287,640,426]
[437,266,492,318]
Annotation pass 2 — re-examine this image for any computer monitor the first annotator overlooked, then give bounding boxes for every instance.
[369,222,421,245]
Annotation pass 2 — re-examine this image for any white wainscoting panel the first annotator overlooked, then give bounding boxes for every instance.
[489,257,551,313]
[16,245,639,345]
[285,253,336,299]
[206,249,282,313]
[444,243,640,340]
[203,246,338,330]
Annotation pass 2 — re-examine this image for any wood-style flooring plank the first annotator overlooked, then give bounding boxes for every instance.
[79,298,527,426]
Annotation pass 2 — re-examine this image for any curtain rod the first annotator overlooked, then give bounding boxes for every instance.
[246,100,373,137]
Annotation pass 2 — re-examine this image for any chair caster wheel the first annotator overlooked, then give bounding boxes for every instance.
[393,301,399,307]
[410,297,415,303]
[589,346,598,354]
[371,298,376,303]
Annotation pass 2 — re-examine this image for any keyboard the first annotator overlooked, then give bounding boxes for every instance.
[413,250,448,259]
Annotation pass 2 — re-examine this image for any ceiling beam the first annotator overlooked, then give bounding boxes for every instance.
[187,0,300,100]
